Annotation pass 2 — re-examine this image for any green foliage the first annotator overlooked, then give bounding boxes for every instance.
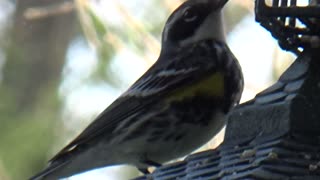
[0,112,57,179]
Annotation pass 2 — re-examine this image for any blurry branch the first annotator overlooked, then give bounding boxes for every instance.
[233,0,254,13]
[75,0,161,66]
[24,1,75,20]
[164,0,184,11]
[75,0,118,86]
[112,1,160,64]
[75,0,107,49]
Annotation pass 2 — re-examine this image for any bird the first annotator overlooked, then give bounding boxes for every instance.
[30,0,243,179]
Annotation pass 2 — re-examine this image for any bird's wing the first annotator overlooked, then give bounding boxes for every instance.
[50,56,217,162]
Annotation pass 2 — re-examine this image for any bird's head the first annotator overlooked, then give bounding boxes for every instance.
[161,0,228,53]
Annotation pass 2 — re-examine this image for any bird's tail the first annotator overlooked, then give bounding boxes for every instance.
[29,160,70,180]
[29,148,118,180]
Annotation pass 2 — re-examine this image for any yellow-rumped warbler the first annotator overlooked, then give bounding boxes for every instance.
[30,0,243,179]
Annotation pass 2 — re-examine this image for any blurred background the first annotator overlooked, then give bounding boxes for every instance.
[0,0,299,179]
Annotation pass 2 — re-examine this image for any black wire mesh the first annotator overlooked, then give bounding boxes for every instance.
[255,0,320,54]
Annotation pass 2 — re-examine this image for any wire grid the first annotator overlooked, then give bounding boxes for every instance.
[255,0,320,54]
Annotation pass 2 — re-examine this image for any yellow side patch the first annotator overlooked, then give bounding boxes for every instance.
[167,72,224,102]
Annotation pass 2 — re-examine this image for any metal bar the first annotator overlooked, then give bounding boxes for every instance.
[280,0,288,23]
[258,6,320,18]
[255,0,320,54]
[273,0,280,7]
[289,0,297,27]
[291,0,297,5]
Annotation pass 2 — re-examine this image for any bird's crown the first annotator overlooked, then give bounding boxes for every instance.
[161,0,228,52]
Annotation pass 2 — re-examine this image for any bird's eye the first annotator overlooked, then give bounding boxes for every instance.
[182,8,198,22]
